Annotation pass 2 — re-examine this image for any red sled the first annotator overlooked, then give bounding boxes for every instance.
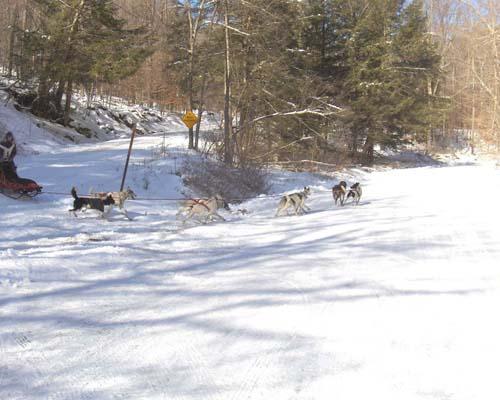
[0,162,42,199]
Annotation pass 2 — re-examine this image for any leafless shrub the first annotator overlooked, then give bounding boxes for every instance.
[180,156,270,203]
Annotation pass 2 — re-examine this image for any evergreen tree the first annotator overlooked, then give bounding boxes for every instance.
[341,0,441,163]
[21,0,151,123]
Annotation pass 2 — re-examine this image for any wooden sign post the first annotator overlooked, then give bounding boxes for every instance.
[120,124,137,191]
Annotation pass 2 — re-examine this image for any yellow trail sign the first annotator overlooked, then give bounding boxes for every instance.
[182,111,199,129]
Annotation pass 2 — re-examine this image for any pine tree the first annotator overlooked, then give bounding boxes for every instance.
[341,0,441,163]
[21,0,151,123]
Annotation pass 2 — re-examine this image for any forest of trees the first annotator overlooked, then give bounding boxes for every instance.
[0,0,498,165]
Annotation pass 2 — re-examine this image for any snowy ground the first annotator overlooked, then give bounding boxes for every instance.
[2,106,500,399]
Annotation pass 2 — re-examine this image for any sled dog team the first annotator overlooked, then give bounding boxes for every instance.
[69,181,362,221]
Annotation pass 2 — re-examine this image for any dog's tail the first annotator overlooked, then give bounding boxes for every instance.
[71,187,78,200]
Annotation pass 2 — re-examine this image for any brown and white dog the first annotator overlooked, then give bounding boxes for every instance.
[177,195,230,223]
[91,187,137,220]
[332,181,347,206]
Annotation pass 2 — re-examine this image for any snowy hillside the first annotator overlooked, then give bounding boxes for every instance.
[0,79,219,154]
[2,96,500,400]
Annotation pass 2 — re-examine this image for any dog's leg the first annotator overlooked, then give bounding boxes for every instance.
[176,207,188,220]
[294,201,301,215]
[181,213,189,225]
[275,199,286,217]
[283,196,294,216]
[99,204,113,220]
[99,208,108,219]
[212,212,225,222]
[293,201,301,215]
[276,206,286,217]
[183,208,196,224]
[284,197,295,216]
[123,208,133,221]
[283,202,290,216]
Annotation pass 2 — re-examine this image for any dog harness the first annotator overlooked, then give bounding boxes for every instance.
[190,198,210,211]
[0,143,15,161]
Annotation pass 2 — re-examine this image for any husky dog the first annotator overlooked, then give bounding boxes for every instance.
[332,181,347,206]
[91,187,137,220]
[275,187,311,217]
[346,182,362,205]
[178,195,230,223]
[70,187,115,217]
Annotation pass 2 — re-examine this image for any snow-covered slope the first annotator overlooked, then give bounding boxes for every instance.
[0,80,219,154]
[2,96,500,399]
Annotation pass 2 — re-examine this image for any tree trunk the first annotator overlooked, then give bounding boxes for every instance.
[426,77,433,153]
[64,80,73,126]
[194,72,207,151]
[55,80,66,112]
[362,134,374,165]
[187,49,194,149]
[350,130,359,160]
[19,1,28,80]
[8,6,19,78]
[223,0,233,165]
[185,0,207,149]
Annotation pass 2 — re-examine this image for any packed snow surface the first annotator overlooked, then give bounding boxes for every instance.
[2,120,500,398]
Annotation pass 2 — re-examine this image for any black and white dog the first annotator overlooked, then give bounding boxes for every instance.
[332,181,347,206]
[69,187,115,217]
[346,182,362,205]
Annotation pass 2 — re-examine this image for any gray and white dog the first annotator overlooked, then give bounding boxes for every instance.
[275,187,311,217]
[177,195,230,223]
[91,187,137,220]
[345,182,362,205]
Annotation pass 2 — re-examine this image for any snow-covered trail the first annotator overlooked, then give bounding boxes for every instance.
[1,134,500,399]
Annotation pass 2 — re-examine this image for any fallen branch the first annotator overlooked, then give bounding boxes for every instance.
[250,109,339,125]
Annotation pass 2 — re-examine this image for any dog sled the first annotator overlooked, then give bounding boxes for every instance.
[0,162,42,199]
